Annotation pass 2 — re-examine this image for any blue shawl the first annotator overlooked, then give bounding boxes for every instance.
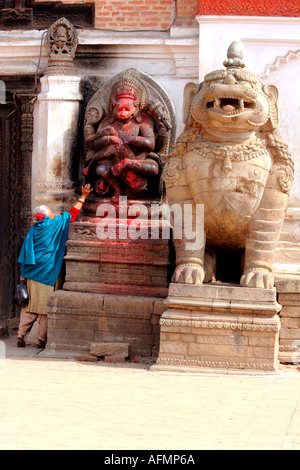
[18,212,72,286]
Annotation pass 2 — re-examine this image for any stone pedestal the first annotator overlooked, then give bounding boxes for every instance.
[154,283,282,373]
[46,290,165,358]
[62,210,171,298]
[46,206,171,358]
[275,277,300,365]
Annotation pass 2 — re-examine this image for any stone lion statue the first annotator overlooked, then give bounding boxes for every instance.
[163,42,294,289]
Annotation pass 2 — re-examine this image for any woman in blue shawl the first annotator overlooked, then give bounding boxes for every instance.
[17,184,92,348]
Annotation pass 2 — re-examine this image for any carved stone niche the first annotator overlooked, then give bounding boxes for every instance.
[82,68,176,212]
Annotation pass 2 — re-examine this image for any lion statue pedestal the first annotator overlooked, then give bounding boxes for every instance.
[154,42,294,373]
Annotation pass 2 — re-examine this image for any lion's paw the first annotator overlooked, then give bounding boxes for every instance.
[240,268,274,289]
[172,263,205,285]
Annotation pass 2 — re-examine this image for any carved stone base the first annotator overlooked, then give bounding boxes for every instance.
[276,277,300,365]
[63,211,171,297]
[46,290,165,358]
[153,283,282,373]
[46,207,171,356]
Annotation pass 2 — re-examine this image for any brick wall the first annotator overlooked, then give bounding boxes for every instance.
[94,0,175,30]
[177,0,198,17]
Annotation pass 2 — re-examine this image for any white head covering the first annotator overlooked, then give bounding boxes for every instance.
[32,205,51,222]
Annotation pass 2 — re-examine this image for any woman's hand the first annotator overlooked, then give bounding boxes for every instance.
[73,184,93,211]
[81,183,93,200]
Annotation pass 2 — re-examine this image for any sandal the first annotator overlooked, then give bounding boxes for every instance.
[17,338,26,348]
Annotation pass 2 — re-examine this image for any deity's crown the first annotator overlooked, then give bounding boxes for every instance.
[115,89,137,101]
[110,72,146,107]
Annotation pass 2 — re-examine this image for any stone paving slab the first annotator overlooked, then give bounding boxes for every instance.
[1,335,300,450]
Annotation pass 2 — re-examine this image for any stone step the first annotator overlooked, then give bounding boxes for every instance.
[90,342,130,363]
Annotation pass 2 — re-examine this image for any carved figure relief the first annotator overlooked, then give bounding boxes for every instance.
[163,42,294,289]
[83,69,176,201]
[44,17,78,76]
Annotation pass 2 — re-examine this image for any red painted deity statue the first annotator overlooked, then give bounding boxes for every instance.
[84,81,160,200]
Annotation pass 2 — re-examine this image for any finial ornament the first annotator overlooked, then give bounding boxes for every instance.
[223,41,245,69]
[44,17,78,76]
